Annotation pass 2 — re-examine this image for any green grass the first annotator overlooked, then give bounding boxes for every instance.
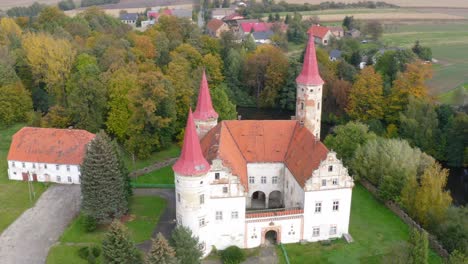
[48,195,166,263]
[131,166,175,185]
[0,123,48,233]
[277,185,443,264]
[122,144,180,172]
[438,83,468,105]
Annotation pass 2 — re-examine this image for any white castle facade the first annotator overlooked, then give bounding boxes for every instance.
[173,34,354,256]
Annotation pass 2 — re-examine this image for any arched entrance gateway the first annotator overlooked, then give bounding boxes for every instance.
[268,190,283,209]
[251,191,266,209]
[264,230,277,245]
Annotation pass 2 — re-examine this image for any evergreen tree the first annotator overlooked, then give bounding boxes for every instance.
[145,233,178,264]
[112,140,132,201]
[81,131,128,223]
[170,226,203,264]
[102,220,142,264]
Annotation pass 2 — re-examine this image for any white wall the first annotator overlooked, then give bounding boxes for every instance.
[296,83,323,139]
[283,167,305,208]
[245,216,303,248]
[8,160,81,184]
[246,163,284,208]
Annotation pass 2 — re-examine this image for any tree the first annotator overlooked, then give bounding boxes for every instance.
[324,122,377,167]
[170,226,202,264]
[435,207,468,255]
[58,0,76,11]
[145,233,178,264]
[0,82,33,126]
[412,41,432,61]
[342,16,355,30]
[448,250,468,264]
[81,131,128,223]
[346,67,384,121]
[408,228,429,264]
[0,18,22,46]
[445,112,468,167]
[102,220,142,264]
[0,46,20,87]
[211,84,237,120]
[41,105,71,128]
[375,49,416,85]
[364,21,383,40]
[402,163,452,228]
[203,53,224,87]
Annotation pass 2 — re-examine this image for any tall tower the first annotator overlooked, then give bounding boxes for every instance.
[173,109,211,256]
[296,32,324,139]
[193,70,218,139]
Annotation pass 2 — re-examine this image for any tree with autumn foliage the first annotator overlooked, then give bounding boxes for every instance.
[145,233,178,264]
[346,67,385,121]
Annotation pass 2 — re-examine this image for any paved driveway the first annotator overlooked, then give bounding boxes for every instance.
[0,185,81,264]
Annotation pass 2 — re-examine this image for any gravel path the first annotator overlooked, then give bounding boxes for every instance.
[0,185,81,264]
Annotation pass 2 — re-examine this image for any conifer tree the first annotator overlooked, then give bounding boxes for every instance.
[145,233,178,264]
[102,220,142,264]
[81,131,128,223]
[170,226,202,264]
[112,140,132,201]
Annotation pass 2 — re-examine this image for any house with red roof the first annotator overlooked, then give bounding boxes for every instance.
[207,19,229,38]
[7,127,95,184]
[173,33,354,256]
[308,25,334,46]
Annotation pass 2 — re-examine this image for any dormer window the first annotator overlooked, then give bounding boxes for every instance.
[215,173,220,180]
[328,165,333,172]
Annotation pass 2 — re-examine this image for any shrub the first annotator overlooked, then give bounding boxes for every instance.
[221,246,245,264]
[82,214,97,232]
[78,245,101,264]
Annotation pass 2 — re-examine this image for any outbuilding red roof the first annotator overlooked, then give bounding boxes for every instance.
[207,19,225,32]
[200,120,329,190]
[240,22,272,33]
[296,33,324,86]
[7,127,95,165]
[193,70,219,121]
[308,25,330,39]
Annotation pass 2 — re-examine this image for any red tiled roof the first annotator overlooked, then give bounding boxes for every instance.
[193,70,219,121]
[240,22,272,33]
[207,19,225,32]
[296,33,324,86]
[308,25,330,39]
[223,13,244,21]
[173,110,211,176]
[147,9,173,20]
[200,121,329,190]
[7,127,95,165]
[246,208,304,219]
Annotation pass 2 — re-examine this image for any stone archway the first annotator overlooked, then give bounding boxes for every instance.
[251,191,266,209]
[264,230,277,245]
[268,190,283,209]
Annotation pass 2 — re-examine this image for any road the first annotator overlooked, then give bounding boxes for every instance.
[0,185,81,264]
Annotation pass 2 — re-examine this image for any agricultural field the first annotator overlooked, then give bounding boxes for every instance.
[0,0,62,10]
[281,0,468,8]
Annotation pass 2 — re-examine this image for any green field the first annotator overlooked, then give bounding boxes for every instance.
[277,185,442,263]
[132,165,175,185]
[438,83,468,105]
[47,195,166,264]
[382,22,468,99]
[0,124,48,233]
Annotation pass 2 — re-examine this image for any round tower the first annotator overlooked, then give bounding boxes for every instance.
[193,70,218,139]
[173,109,212,256]
[296,32,324,140]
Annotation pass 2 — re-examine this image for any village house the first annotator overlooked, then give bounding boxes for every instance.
[308,25,334,46]
[207,19,230,38]
[174,34,354,256]
[329,49,342,61]
[345,28,361,38]
[119,13,138,26]
[251,30,274,44]
[7,127,95,184]
[329,26,344,38]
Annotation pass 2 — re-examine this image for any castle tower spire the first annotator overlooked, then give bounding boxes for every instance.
[193,70,219,139]
[295,32,324,139]
[173,109,210,176]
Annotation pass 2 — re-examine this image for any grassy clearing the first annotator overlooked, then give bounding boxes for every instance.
[122,144,180,172]
[132,166,175,185]
[48,195,166,263]
[0,124,48,233]
[438,83,468,105]
[277,185,442,264]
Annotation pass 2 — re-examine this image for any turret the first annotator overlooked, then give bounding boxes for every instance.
[173,109,211,256]
[193,70,218,139]
[296,32,324,140]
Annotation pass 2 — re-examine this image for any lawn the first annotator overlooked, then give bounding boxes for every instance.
[122,144,180,172]
[0,124,48,233]
[277,184,443,264]
[47,195,166,264]
[438,83,468,105]
[131,165,175,185]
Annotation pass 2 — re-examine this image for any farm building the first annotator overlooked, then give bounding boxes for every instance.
[7,127,95,184]
[174,33,354,256]
[207,19,230,38]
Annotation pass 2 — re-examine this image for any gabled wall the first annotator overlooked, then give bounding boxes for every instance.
[8,161,81,184]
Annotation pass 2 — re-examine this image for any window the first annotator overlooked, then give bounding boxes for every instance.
[22,163,25,168]
[57,176,61,182]
[44,164,47,169]
[322,179,327,186]
[12,162,15,167]
[333,201,339,211]
[330,225,337,235]
[68,176,72,183]
[56,164,60,170]
[332,178,338,185]
[231,211,238,219]
[200,194,205,205]
[215,211,223,220]
[301,102,304,110]
[315,202,322,213]
[66,165,70,172]
[272,176,278,184]
[249,176,255,184]
[317,102,320,110]
[223,187,228,193]
[177,193,181,203]
[328,165,333,172]
[215,173,220,180]
[199,218,206,227]
[261,176,266,184]
[33,163,36,169]
[286,181,289,188]
[313,227,320,237]
[310,89,313,92]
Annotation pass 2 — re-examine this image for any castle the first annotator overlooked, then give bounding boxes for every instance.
[173,34,354,255]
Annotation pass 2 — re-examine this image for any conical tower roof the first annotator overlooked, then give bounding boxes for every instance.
[193,70,219,121]
[173,109,211,176]
[296,32,324,86]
